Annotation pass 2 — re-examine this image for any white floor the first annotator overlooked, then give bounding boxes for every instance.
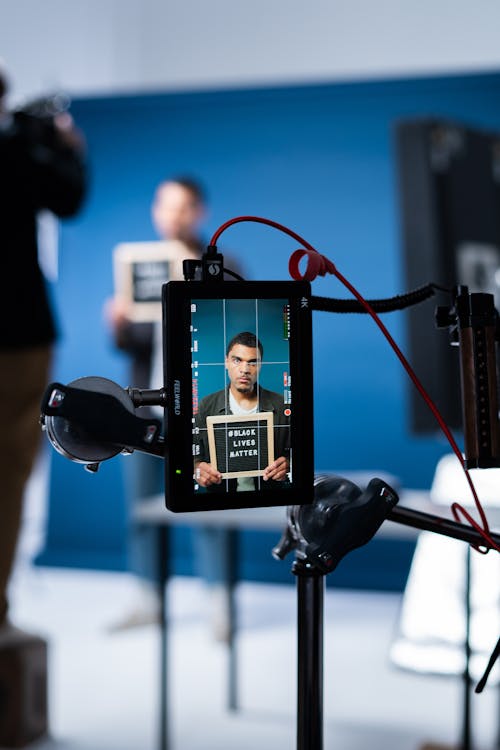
[5,456,500,750]
[6,560,500,750]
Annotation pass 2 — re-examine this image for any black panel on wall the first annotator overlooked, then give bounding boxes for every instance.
[396,119,500,432]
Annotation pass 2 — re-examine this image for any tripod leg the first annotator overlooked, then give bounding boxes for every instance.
[461,545,472,750]
[295,563,324,750]
[158,526,170,750]
[227,529,239,711]
[497,682,500,750]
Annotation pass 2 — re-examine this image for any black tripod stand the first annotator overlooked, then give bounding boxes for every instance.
[293,560,326,750]
[273,475,500,750]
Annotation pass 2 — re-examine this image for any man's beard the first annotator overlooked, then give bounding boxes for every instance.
[235,383,256,395]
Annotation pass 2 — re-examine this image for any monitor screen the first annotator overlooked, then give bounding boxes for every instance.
[162,280,314,511]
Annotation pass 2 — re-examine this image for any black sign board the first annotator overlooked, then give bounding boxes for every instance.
[132,260,170,303]
[113,241,184,321]
[206,412,274,478]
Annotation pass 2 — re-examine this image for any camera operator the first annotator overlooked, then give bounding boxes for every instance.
[0,63,87,636]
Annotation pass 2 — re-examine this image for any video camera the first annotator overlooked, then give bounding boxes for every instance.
[14,91,72,148]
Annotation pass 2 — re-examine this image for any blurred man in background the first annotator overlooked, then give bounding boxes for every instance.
[104,177,207,629]
[105,177,242,640]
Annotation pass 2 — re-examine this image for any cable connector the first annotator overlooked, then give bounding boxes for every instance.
[182,259,201,281]
[202,244,225,281]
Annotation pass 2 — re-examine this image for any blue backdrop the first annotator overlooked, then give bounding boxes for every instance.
[37,71,500,589]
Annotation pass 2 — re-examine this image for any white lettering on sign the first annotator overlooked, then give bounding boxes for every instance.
[228,428,256,437]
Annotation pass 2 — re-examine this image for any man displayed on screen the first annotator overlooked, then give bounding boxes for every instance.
[194,331,290,490]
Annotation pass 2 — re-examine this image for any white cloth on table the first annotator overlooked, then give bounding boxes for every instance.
[389,454,500,684]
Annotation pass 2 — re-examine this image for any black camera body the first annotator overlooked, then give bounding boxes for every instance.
[14,93,70,148]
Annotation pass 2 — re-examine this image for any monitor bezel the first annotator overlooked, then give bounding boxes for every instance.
[162,279,314,512]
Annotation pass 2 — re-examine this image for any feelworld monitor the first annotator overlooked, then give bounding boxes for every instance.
[163,280,314,512]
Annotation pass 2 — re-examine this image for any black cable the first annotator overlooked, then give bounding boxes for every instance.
[311,283,448,314]
[475,635,500,693]
[223,267,245,281]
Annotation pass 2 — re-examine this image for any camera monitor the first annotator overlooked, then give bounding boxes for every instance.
[163,280,314,512]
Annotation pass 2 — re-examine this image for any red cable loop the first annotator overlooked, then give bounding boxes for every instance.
[210,215,498,553]
[289,249,336,280]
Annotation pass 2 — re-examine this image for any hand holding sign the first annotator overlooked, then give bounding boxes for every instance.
[263,456,289,482]
[195,461,222,487]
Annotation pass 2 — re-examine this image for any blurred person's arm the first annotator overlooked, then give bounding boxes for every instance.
[103,296,154,358]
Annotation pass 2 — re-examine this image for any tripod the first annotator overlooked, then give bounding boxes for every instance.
[274,476,500,750]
